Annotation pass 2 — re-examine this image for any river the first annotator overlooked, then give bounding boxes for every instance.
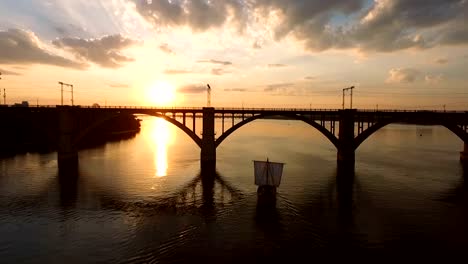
[0,116,467,262]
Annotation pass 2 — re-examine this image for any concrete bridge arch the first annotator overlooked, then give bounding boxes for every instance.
[73,111,202,149]
[354,119,468,150]
[214,113,339,149]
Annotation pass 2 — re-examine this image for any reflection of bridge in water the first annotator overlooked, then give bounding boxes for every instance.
[1,106,467,174]
[77,169,244,220]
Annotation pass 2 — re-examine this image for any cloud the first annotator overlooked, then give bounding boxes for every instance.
[0,28,85,69]
[134,0,468,53]
[108,83,129,88]
[197,59,232,65]
[434,58,448,64]
[252,40,262,49]
[135,0,247,31]
[224,88,246,92]
[211,68,230,75]
[164,69,193,74]
[159,43,175,54]
[0,68,21,76]
[265,0,468,52]
[386,68,421,83]
[304,76,316,80]
[267,63,287,68]
[52,34,138,68]
[425,74,444,84]
[178,84,206,93]
[264,82,295,92]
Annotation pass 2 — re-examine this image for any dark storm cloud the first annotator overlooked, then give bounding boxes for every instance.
[0,28,85,69]
[178,84,206,93]
[197,59,232,65]
[134,0,468,52]
[52,34,138,68]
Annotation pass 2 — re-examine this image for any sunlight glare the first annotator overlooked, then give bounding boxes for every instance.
[152,117,173,177]
[147,81,176,106]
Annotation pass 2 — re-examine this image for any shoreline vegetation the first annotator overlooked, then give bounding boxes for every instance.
[0,113,141,157]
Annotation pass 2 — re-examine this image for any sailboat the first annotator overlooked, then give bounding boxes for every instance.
[253,158,285,196]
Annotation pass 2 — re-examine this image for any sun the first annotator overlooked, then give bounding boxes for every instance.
[147,81,176,106]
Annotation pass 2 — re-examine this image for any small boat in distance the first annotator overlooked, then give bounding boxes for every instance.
[253,158,285,196]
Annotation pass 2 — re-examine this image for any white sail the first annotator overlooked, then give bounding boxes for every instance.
[253,160,284,187]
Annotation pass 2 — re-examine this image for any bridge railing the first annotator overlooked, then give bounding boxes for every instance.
[6,105,468,113]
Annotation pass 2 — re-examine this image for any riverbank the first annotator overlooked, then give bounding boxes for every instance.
[0,113,141,157]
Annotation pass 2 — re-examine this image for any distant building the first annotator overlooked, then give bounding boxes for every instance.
[13,101,29,107]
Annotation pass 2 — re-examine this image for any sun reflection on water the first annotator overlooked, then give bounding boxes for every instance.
[152,117,173,177]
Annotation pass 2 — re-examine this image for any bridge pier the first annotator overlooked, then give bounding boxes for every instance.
[58,107,78,171]
[201,107,216,172]
[337,109,356,168]
[461,142,468,166]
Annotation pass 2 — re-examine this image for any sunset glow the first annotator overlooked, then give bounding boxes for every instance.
[0,1,467,109]
[146,81,177,107]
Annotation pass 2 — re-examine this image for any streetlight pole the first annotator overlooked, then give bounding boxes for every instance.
[206,84,211,107]
[342,86,355,109]
[1,72,5,105]
[59,82,63,105]
[58,81,74,106]
[342,89,345,109]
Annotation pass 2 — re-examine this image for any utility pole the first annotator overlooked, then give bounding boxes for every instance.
[0,72,4,105]
[58,81,74,106]
[342,86,355,109]
[207,84,211,107]
[59,82,63,105]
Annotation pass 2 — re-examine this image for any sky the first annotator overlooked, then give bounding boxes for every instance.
[0,0,467,109]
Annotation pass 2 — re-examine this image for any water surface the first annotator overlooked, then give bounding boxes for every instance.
[1,116,467,262]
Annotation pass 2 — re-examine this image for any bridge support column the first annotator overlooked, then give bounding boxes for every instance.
[461,142,468,166]
[58,107,78,171]
[337,109,356,168]
[201,107,216,172]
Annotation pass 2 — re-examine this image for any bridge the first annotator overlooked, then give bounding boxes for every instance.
[1,106,467,173]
